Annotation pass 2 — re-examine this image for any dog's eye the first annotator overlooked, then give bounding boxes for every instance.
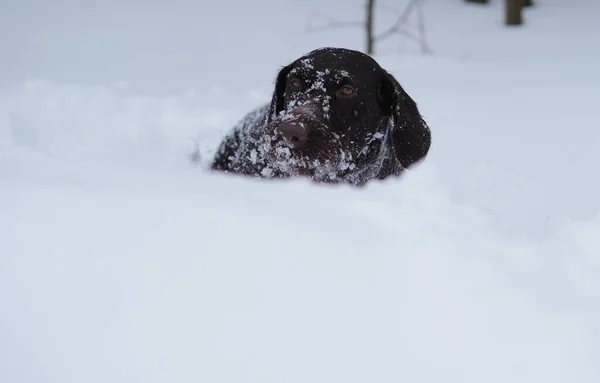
[289,78,303,90]
[337,85,356,97]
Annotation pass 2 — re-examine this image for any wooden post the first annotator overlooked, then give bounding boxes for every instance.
[505,0,524,26]
[366,0,376,54]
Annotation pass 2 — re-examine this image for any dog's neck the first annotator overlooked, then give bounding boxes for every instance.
[345,117,401,185]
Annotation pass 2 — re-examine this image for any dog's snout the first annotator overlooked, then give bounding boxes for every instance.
[277,122,308,148]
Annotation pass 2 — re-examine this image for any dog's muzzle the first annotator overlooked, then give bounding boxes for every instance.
[276,121,308,148]
[271,103,325,150]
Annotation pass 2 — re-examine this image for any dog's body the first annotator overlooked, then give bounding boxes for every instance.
[211,47,431,186]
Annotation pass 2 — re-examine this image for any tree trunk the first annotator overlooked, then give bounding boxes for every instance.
[366,0,375,54]
[505,0,524,26]
[464,0,489,4]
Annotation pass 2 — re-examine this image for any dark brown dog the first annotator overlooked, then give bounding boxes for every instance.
[211,47,431,186]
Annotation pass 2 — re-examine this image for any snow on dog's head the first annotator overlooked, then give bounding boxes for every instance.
[212,47,432,186]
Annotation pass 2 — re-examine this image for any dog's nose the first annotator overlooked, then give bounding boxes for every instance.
[276,122,308,148]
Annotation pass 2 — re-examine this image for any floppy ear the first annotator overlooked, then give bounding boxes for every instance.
[378,69,431,169]
[267,63,294,123]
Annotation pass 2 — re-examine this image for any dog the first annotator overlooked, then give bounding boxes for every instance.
[211,47,431,186]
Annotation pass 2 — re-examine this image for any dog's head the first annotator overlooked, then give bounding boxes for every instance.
[260,47,431,185]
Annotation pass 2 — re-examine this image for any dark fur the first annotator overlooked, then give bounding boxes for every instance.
[211,47,431,186]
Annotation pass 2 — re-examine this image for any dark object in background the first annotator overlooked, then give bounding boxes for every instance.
[506,0,525,25]
[463,0,533,26]
[211,47,431,187]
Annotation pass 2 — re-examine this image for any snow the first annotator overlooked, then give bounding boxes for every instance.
[1,0,600,382]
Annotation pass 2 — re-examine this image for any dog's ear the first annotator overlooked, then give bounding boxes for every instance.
[267,63,294,122]
[378,69,431,169]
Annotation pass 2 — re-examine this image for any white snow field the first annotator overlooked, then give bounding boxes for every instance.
[1,0,599,382]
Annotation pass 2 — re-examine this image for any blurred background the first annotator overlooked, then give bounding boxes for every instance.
[2,0,594,94]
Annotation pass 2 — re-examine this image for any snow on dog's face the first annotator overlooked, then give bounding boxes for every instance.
[211,47,431,186]
[261,48,398,184]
